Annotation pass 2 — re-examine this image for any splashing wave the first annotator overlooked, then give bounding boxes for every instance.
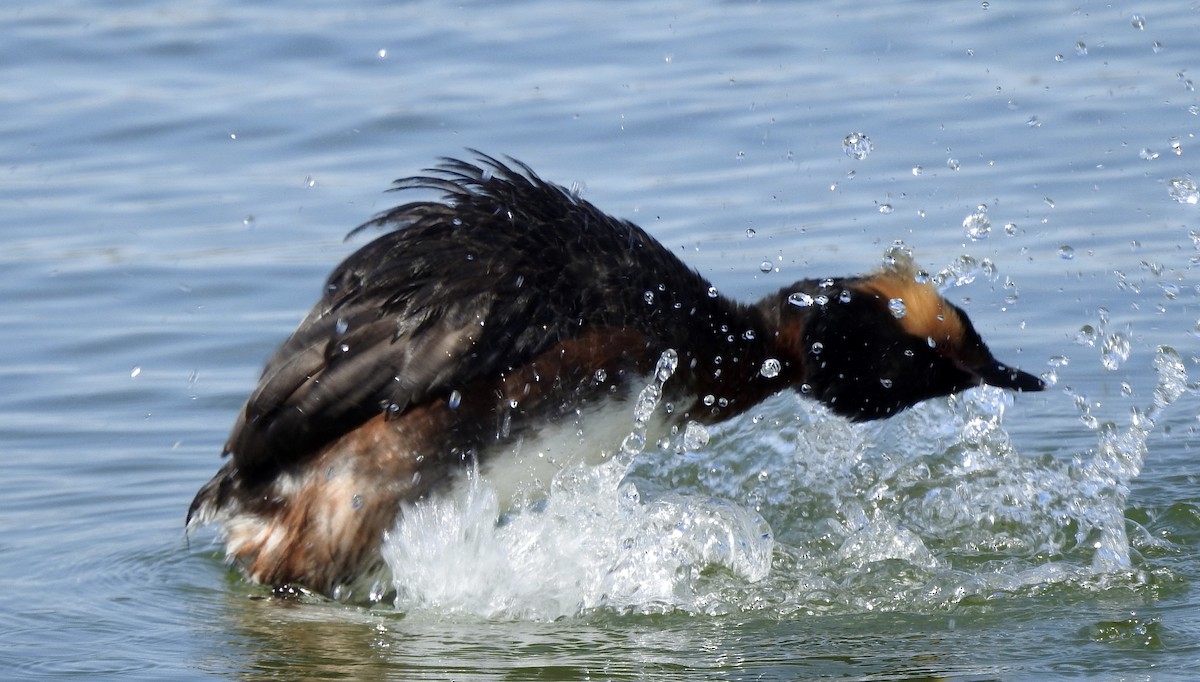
[379,348,1190,620]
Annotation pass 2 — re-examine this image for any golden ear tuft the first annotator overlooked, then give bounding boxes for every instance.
[855,255,965,346]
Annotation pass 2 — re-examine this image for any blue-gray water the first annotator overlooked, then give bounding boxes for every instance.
[3,0,1199,678]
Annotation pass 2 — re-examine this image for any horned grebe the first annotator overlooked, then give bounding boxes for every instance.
[188,153,1044,599]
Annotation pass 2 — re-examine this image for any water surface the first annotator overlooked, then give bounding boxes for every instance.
[3,0,1199,678]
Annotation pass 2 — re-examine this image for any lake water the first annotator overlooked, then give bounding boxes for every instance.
[3,0,1200,678]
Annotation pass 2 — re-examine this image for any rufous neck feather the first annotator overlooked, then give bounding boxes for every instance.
[854,255,965,346]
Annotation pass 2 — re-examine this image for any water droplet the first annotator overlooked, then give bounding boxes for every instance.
[334,318,349,336]
[620,431,646,456]
[879,378,893,388]
[448,390,462,409]
[1170,137,1183,155]
[703,394,716,406]
[879,204,894,214]
[1044,196,1055,208]
[963,209,991,240]
[1131,14,1145,30]
[1168,178,1200,204]
[1058,245,1075,260]
[351,494,363,510]
[707,286,719,298]
[1075,41,1088,56]
[1153,346,1187,409]
[1004,222,1018,236]
[946,158,961,171]
[130,366,141,378]
[1139,148,1159,160]
[745,228,756,238]
[377,48,388,59]
[759,358,781,378]
[842,132,873,160]
[1026,116,1041,128]
[839,289,852,303]
[787,292,814,307]
[759,260,773,273]
[809,341,824,356]
[888,298,907,318]
[643,291,655,304]
[655,349,678,383]
[911,165,923,176]
[594,368,608,383]
[1101,332,1132,370]
[682,421,710,450]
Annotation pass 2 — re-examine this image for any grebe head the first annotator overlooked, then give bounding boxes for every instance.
[774,256,1044,421]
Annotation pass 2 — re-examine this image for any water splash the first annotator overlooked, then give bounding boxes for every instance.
[381,350,773,619]
[1072,347,1189,573]
[620,349,678,462]
[375,331,1189,619]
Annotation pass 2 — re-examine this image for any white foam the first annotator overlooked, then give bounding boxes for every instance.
[382,454,773,619]
[375,347,1187,619]
[380,350,772,619]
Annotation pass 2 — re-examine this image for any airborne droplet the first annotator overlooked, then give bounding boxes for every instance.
[682,421,711,450]
[842,132,873,160]
[963,208,991,241]
[1168,177,1200,204]
[787,292,814,307]
[759,358,781,378]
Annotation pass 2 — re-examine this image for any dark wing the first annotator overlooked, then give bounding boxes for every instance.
[222,153,729,475]
[225,167,571,473]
